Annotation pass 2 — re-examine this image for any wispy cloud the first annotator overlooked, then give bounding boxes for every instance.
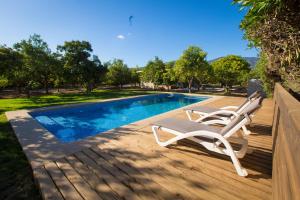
[116,34,125,40]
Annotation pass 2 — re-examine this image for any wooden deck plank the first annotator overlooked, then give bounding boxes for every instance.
[33,167,64,200]
[99,137,271,200]
[94,143,234,199]
[74,151,142,200]
[55,158,102,200]
[90,146,186,200]
[89,147,168,200]
[82,148,159,200]
[44,162,84,200]
[65,155,121,200]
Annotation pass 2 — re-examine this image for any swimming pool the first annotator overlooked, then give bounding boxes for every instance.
[30,94,209,142]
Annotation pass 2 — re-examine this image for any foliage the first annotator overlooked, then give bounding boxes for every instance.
[141,57,166,87]
[174,46,209,93]
[0,75,8,89]
[130,67,141,86]
[106,59,131,88]
[14,34,58,95]
[211,55,251,92]
[250,52,273,96]
[0,46,25,91]
[0,46,22,75]
[58,41,106,92]
[163,61,176,89]
[234,0,300,93]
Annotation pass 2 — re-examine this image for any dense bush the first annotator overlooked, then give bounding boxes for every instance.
[234,0,300,94]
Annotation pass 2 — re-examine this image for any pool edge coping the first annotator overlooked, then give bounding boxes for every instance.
[5,93,223,169]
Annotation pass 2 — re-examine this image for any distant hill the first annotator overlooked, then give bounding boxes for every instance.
[208,57,258,68]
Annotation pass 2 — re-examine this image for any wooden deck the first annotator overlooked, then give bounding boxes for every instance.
[33,97,273,200]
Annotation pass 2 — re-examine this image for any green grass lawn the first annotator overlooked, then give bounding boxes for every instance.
[0,89,156,199]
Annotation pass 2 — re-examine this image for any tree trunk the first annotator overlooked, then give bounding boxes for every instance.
[188,78,193,93]
[86,82,93,93]
[224,85,230,94]
[45,79,49,94]
[17,85,22,94]
[26,89,31,98]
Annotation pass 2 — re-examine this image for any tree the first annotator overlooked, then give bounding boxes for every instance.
[233,0,300,94]
[58,41,105,93]
[162,61,176,90]
[130,67,141,87]
[82,55,107,93]
[141,57,166,88]
[106,59,131,88]
[0,45,32,94]
[174,46,209,93]
[250,52,273,96]
[14,34,57,94]
[0,46,24,91]
[211,55,251,93]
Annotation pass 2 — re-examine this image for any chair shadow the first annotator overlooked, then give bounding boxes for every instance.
[169,139,272,179]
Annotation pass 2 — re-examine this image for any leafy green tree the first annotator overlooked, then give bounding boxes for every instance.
[174,46,209,93]
[211,55,251,93]
[106,59,131,88]
[130,67,141,87]
[14,34,57,94]
[0,75,8,90]
[233,0,300,94]
[141,57,166,88]
[163,61,176,90]
[57,40,92,86]
[250,52,273,96]
[82,55,107,92]
[58,41,105,93]
[0,46,24,90]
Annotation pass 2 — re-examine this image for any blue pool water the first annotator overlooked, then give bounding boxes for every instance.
[30,94,208,142]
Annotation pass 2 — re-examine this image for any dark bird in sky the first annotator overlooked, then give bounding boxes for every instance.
[129,15,133,26]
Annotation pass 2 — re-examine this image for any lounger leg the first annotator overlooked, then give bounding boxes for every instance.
[242,126,251,135]
[186,110,193,121]
[221,139,248,176]
[152,126,165,147]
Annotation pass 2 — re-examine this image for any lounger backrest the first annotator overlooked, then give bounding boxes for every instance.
[248,91,261,100]
[221,97,263,136]
[236,91,261,113]
[241,97,263,116]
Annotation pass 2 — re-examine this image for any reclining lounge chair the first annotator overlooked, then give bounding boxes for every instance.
[185,91,261,123]
[151,97,263,176]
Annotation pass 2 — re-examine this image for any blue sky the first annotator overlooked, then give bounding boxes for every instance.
[0,0,258,67]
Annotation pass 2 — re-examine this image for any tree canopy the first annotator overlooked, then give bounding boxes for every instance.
[174,46,209,93]
[211,55,251,92]
[13,34,57,94]
[58,40,106,92]
[141,57,166,87]
[106,59,131,88]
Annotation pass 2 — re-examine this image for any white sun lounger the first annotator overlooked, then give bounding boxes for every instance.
[151,97,263,176]
[185,91,261,123]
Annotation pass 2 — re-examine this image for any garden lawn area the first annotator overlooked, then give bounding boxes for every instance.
[0,89,156,199]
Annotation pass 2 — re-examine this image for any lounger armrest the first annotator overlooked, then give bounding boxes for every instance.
[220,106,239,110]
[196,110,238,123]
